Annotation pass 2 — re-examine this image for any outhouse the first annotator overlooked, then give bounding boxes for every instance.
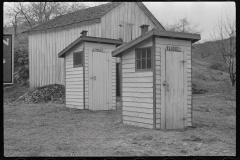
[112,26,201,130]
[58,31,123,110]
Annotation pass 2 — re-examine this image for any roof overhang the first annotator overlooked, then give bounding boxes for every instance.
[112,28,201,57]
[58,36,123,58]
[23,18,101,34]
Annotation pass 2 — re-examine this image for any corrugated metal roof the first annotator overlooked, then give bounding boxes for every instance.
[26,2,122,32]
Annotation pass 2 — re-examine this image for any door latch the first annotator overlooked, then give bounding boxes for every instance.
[162,80,169,92]
[180,60,187,63]
[90,76,96,80]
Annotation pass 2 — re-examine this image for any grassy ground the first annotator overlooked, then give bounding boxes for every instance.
[4,93,235,156]
[3,55,236,157]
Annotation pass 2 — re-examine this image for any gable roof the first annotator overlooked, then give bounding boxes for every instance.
[24,2,165,33]
[112,29,201,57]
[135,2,165,30]
[24,2,122,33]
[58,36,123,58]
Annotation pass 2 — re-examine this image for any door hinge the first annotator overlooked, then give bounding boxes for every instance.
[180,60,187,63]
[181,117,187,121]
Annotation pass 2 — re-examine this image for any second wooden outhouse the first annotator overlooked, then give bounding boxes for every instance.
[112,26,201,130]
[58,31,123,110]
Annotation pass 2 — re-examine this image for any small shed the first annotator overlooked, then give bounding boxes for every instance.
[112,26,201,130]
[58,31,123,110]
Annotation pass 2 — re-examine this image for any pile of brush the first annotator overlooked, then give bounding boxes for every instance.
[15,84,65,104]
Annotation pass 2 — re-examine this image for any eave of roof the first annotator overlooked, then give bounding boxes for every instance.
[112,28,201,57]
[23,2,122,33]
[58,36,123,58]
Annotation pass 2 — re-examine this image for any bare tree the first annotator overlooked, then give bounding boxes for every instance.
[4,2,88,29]
[164,17,203,34]
[210,14,236,86]
[4,3,24,37]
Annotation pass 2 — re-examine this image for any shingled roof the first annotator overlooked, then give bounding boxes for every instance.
[25,2,122,33]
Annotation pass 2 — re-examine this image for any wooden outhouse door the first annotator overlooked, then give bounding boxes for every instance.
[163,51,187,129]
[89,50,112,110]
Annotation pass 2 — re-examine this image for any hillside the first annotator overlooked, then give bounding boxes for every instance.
[4,23,235,96]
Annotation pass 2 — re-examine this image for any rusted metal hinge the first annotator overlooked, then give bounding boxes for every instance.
[180,60,187,63]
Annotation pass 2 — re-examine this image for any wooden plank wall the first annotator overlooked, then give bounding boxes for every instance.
[112,56,117,110]
[84,42,117,110]
[100,2,160,43]
[64,43,84,109]
[28,2,162,89]
[121,38,154,129]
[155,45,161,129]
[29,21,101,89]
[156,38,192,127]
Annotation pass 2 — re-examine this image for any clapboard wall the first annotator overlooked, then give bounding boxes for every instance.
[121,38,154,129]
[28,2,163,88]
[84,42,117,110]
[64,43,84,109]
[155,43,161,129]
[155,38,192,127]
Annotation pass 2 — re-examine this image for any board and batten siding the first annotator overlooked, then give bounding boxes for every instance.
[121,38,154,129]
[156,38,192,127]
[101,2,159,43]
[84,42,117,110]
[29,2,161,89]
[64,43,84,109]
[29,21,102,89]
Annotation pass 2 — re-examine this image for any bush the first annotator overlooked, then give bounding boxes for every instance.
[192,83,208,94]
[209,62,226,71]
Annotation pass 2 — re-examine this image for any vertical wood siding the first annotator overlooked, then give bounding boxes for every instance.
[64,43,84,109]
[156,38,192,127]
[100,2,161,43]
[84,42,117,110]
[121,38,154,129]
[28,2,161,89]
[84,47,89,109]
[29,22,101,88]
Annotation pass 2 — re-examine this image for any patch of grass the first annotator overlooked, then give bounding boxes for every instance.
[3,83,31,104]
[4,94,235,156]
[3,51,236,156]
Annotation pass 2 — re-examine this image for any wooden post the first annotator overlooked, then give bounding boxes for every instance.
[64,56,66,107]
[161,47,166,130]
[121,54,123,123]
[152,36,156,129]
[83,42,85,109]
[191,43,193,126]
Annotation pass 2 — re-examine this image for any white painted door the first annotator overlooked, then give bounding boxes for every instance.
[164,51,187,129]
[89,50,112,110]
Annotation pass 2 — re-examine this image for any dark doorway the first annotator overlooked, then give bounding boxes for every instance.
[116,63,121,97]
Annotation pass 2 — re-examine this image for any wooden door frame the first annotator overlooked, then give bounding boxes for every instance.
[160,49,166,130]
[161,49,187,130]
[89,49,112,110]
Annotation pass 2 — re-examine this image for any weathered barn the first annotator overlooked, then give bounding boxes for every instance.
[112,27,201,129]
[58,31,123,110]
[24,2,165,89]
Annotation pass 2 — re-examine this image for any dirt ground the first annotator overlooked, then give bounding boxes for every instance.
[4,93,235,157]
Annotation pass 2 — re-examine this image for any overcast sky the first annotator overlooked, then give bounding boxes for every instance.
[86,2,235,42]
[142,2,236,42]
[4,2,235,42]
